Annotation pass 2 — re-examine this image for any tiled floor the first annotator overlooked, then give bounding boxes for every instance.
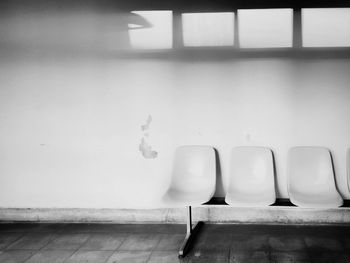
[0,223,349,262]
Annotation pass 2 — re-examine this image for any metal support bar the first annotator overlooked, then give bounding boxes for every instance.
[186,206,192,235]
[178,206,204,257]
[234,8,240,48]
[293,7,302,48]
[173,11,183,49]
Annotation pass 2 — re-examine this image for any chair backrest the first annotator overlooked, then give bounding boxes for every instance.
[228,147,275,194]
[288,147,336,195]
[170,146,216,194]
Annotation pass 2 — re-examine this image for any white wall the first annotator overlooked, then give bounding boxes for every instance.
[0,11,350,208]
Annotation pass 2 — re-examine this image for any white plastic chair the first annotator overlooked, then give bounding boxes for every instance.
[225,147,276,207]
[162,145,216,207]
[162,146,216,257]
[288,147,343,208]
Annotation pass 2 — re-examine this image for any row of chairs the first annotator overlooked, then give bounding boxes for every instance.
[162,146,344,208]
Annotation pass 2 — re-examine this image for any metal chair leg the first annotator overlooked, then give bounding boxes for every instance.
[178,206,204,257]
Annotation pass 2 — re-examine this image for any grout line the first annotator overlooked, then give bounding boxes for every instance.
[145,250,153,263]
[102,250,115,263]
[55,232,91,263]
[61,250,78,263]
[2,233,26,250]
[139,233,164,263]
[39,232,61,251]
[152,234,164,251]
[21,250,36,263]
[71,233,91,252]
[114,232,129,251]
[268,249,273,263]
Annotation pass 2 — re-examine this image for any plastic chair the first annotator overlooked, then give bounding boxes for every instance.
[162,145,216,257]
[288,147,343,208]
[162,145,216,207]
[225,147,276,207]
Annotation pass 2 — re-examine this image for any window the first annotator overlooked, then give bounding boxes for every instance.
[238,9,293,48]
[182,12,234,47]
[302,8,350,47]
[128,11,173,49]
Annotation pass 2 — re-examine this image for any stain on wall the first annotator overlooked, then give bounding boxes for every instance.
[139,115,158,159]
[141,115,152,131]
[139,138,158,159]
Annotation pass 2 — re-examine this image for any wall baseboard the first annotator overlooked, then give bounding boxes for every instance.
[1,206,350,224]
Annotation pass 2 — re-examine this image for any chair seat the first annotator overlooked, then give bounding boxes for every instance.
[162,188,213,207]
[225,191,275,207]
[161,146,216,208]
[225,147,276,207]
[288,147,343,208]
[289,190,343,208]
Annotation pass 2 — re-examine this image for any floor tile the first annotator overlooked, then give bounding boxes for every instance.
[155,234,183,251]
[187,250,229,263]
[56,224,95,234]
[1,223,350,263]
[7,234,53,250]
[35,224,68,233]
[44,234,89,250]
[105,251,151,263]
[194,233,232,251]
[0,224,65,234]
[118,234,161,251]
[0,233,23,250]
[79,224,185,235]
[230,251,269,263]
[270,252,310,263]
[24,250,74,263]
[304,236,344,251]
[231,235,269,251]
[65,250,113,263]
[148,251,183,263]
[79,234,126,250]
[268,235,306,251]
[309,252,350,263]
[0,250,35,263]
[0,224,42,233]
[341,237,350,250]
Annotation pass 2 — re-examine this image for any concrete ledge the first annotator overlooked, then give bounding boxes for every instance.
[1,206,350,224]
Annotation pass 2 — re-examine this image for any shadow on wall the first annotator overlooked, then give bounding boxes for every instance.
[272,150,278,197]
[3,4,350,60]
[214,149,225,197]
[0,8,154,55]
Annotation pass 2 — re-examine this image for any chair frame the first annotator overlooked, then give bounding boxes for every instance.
[178,206,203,257]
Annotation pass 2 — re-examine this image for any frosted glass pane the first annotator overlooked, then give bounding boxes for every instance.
[238,9,293,48]
[129,11,172,49]
[182,13,234,47]
[302,8,350,47]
